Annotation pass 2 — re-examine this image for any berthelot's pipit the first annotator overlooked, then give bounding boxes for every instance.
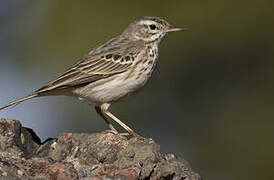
[0,17,185,137]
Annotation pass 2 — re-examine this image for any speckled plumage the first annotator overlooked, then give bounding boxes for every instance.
[0,17,185,137]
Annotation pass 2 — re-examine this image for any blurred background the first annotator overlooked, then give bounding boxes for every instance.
[0,0,273,179]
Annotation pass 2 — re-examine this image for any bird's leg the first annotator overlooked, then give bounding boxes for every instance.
[100,104,142,138]
[95,106,118,134]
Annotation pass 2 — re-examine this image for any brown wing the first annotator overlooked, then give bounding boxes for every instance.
[37,54,132,93]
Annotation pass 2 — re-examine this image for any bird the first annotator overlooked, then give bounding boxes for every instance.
[0,16,185,137]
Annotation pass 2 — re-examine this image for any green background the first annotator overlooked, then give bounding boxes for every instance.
[0,1,273,179]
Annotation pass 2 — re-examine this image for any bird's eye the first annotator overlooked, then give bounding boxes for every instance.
[149,24,156,30]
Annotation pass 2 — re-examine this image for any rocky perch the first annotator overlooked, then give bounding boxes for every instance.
[0,119,201,180]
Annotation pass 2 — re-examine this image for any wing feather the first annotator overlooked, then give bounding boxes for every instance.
[36,37,144,93]
[37,54,132,92]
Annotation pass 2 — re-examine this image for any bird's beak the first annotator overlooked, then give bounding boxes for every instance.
[164,26,187,32]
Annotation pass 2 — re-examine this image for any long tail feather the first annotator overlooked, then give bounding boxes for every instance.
[0,93,38,111]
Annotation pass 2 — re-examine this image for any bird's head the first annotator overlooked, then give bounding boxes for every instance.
[122,17,186,43]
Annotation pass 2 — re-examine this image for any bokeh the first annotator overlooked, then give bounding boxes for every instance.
[0,1,273,179]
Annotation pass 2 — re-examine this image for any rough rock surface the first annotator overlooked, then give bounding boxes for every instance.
[0,119,201,180]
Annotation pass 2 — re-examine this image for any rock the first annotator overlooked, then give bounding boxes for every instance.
[0,119,201,180]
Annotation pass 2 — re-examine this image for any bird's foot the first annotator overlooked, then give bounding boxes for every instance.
[104,129,119,134]
[104,129,144,140]
[128,131,145,140]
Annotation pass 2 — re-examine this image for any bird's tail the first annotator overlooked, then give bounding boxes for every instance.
[0,93,38,111]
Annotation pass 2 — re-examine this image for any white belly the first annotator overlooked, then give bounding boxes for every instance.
[73,46,158,105]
